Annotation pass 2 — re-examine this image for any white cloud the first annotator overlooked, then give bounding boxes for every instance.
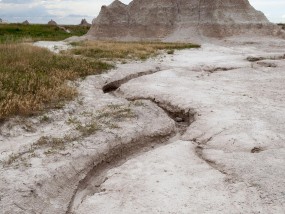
[0,0,130,24]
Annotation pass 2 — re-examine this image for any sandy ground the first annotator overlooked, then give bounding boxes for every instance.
[1,36,285,213]
[34,41,72,53]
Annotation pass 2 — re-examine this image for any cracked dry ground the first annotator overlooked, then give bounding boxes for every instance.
[1,37,285,214]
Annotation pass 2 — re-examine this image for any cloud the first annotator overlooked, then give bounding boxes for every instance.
[0,3,56,23]
[67,14,92,18]
[0,0,94,23]
[0,0,36,3]
[1,6,48,17]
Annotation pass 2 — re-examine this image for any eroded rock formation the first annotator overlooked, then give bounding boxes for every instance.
[48,19,57,26]
[22,20,29,25]
[80,18,91,27]
[88,0,283,41]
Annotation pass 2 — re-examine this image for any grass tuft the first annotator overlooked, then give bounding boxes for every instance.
[96,104,136,121]
[76,120,99,137]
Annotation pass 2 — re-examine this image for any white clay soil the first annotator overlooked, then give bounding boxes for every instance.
[1,36,285,213]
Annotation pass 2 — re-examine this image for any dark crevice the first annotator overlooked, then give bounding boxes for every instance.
[128,97,196,134]
[102,84,119,93]
[251,147,264,153]
[102,67,236,182]
[68,63,248,213]
[205,67,238,73]
[66,96,197,213]
[246,54,285,62]
[256,61,277,68]
[192,130,232,177]
[102,67,161,93]
[65,65,199,213]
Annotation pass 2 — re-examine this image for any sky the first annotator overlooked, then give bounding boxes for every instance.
[0,0,284,24]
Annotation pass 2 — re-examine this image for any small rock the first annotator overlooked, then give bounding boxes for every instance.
[175,117,183,122]
[247,56,264,62]
[251,147,263,153]
[257,61,277,68]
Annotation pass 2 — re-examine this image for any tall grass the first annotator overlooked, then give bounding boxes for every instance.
[69,41,200,61]
[0,44,112,120]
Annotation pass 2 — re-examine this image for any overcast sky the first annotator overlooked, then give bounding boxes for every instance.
[0,0,284,24]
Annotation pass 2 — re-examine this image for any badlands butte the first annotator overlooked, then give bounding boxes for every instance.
[1,0,285,214]
[88,0,285,41]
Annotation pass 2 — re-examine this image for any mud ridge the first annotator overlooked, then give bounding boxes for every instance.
[203,66,239,73]
[256,61,277,68]
[66,134,176,213]
[66,96,197,213]
[246,54,285,62]
[102,67,161,93]
[65,66,200,213]
[102,66,243,190]
[195,145,227,175]
[103,67,196,131]
[191,130,232,176]
[129,97,196,134]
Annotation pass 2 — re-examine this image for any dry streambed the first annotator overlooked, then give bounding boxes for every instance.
[1,38,285,213]
[73,40,285,213]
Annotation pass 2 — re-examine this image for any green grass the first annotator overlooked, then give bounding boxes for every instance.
[0,23,90,43]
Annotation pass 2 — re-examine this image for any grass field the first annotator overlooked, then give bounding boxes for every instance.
[0,24,200,120]
[69,41,200,61]
[0,23,89,43]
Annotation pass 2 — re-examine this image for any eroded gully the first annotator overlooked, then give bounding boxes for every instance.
[66,67,235,213]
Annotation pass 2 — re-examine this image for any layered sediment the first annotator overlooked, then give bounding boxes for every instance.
[88,0,283,41]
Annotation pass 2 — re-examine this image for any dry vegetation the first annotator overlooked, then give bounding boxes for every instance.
[0,44,112,120]
[69,41,200,61]
[0,39,199,121]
